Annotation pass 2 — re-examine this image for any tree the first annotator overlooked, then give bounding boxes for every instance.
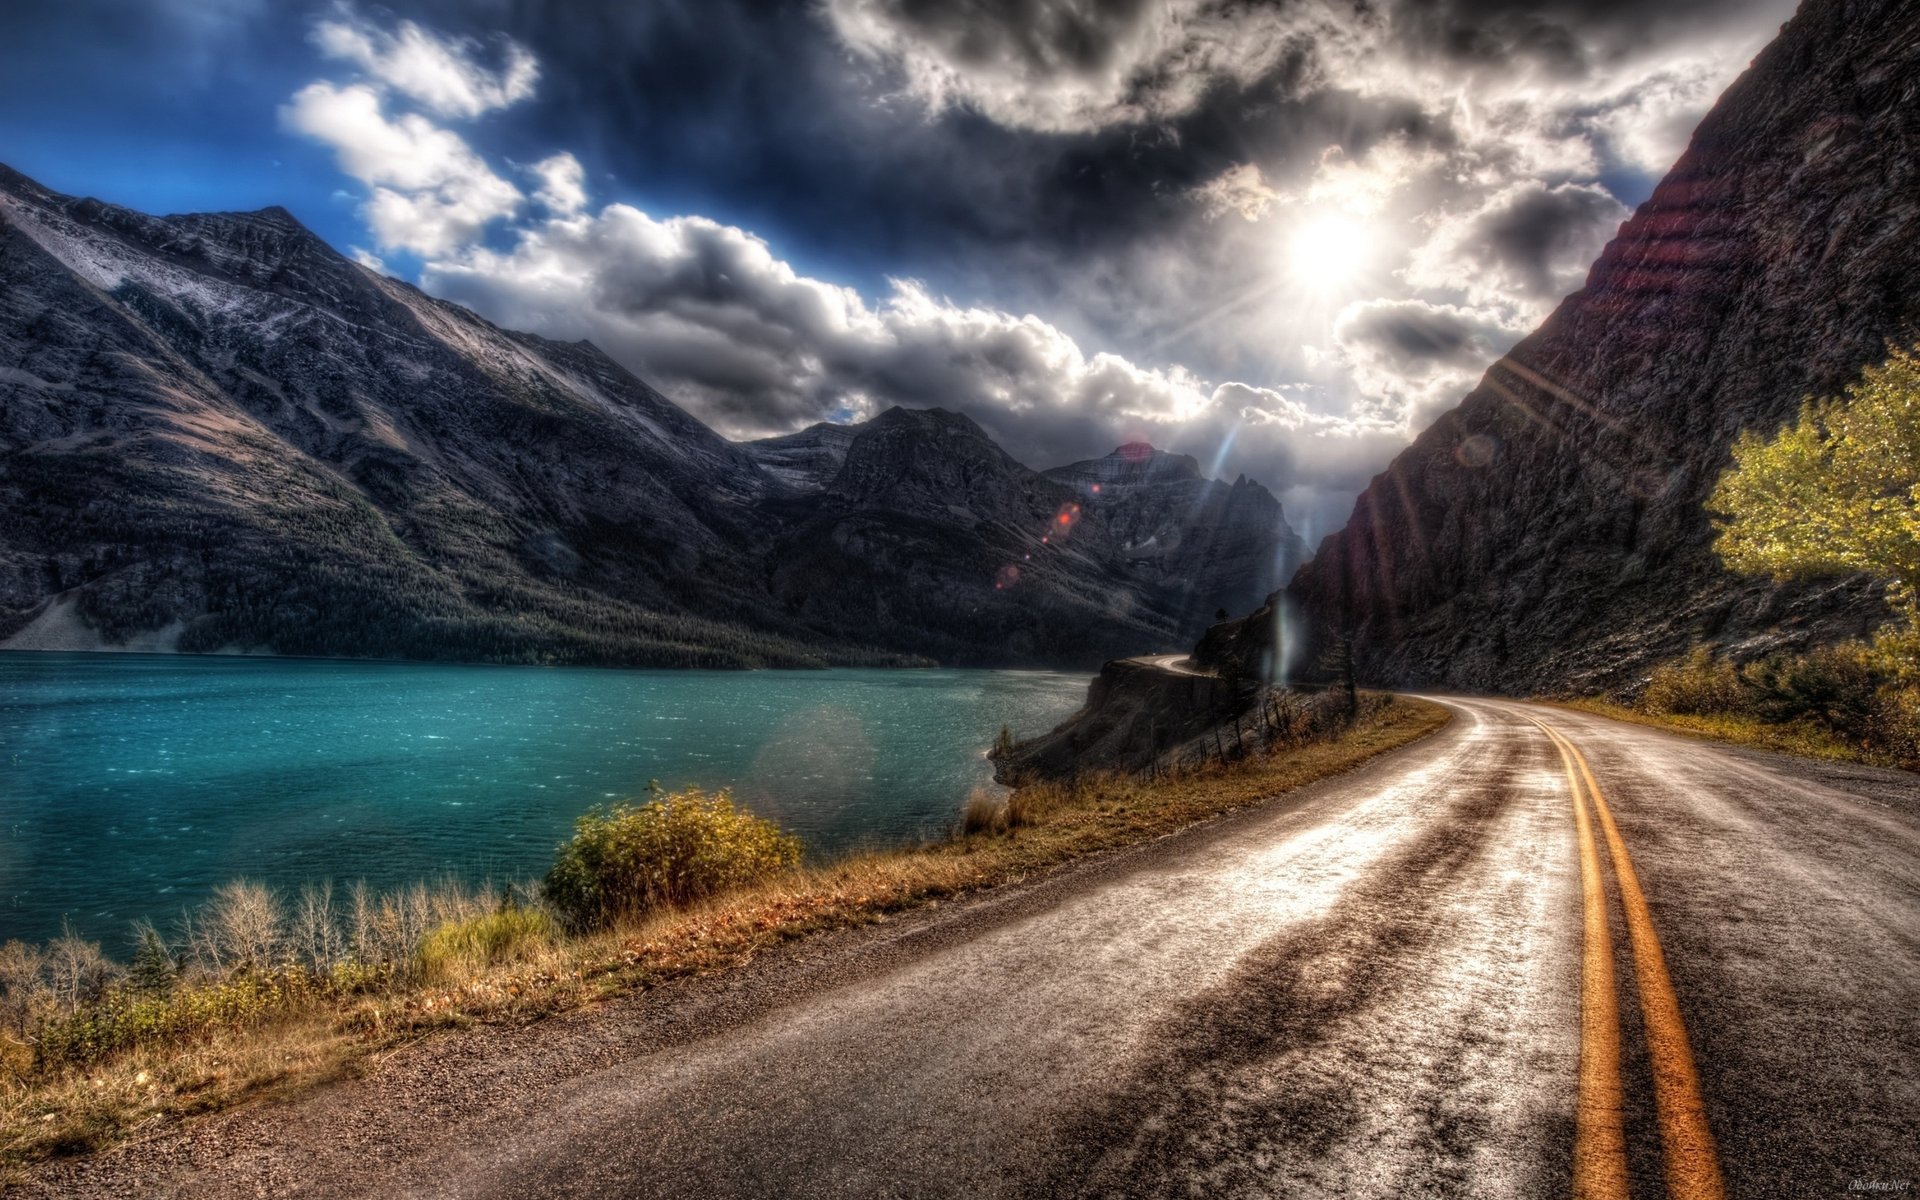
[1319,628,1360,718]
[1710,344,1920,672]
[128,921,177,997]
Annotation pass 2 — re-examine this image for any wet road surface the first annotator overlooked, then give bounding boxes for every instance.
[26,698,1920,1198]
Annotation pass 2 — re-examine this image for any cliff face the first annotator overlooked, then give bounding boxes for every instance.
[1264,0,1919,694]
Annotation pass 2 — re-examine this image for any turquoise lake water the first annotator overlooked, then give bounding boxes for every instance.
[0,653,1090,948]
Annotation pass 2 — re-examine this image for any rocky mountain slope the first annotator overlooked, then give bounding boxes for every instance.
[1045,443,1307,628]
[1213,0,1918,694]
[0,165,1298,668]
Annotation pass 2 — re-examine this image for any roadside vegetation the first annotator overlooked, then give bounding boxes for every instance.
[1592,344,1920,766]
[0,692,1445,1169]
[1570,644,1918,766]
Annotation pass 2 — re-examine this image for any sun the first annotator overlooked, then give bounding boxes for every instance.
[1285,214,1374,292]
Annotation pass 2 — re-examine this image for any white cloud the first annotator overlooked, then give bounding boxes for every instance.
[1194,163,1281,222]
[1582,63,1725,175]
[1300,139,1444,217]
[281,80,522,255]
[528,152,587,215]
[311,8,537,119]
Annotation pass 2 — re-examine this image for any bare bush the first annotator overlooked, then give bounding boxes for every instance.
[44,927,116,1013]
[293,882,346,973]
[191,881,285,975]
[0,939,50,1034]
[350,881,426,971]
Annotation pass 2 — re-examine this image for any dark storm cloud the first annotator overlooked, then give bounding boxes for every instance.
[1336,300,1503,369]
[1460,182,1629,300]
[390,0,1414,283]
[1392,0,1788,69]
[873,0,1160,78]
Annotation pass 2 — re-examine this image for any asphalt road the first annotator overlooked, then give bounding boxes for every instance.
[26,698,1920,1198]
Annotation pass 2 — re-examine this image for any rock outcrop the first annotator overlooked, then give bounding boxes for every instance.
[992,657,1248,781]
[758,408,1192,665]
[1250,0,1918,694]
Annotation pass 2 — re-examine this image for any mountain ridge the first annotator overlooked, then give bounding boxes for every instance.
[0,165,1302,669]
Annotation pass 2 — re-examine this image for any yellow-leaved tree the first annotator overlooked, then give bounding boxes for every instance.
[1710,344,1920,676]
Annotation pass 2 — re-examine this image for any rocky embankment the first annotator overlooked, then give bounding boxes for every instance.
[994,656,1252,781]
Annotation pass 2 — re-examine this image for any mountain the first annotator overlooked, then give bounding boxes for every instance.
[0,165,1292,669]
[0,163,845,667]
[1045,443,1307,627]
[744,421,1308,657]
[1209,0,1918,694]
[741,421,860,491]
[751,409,1194,665]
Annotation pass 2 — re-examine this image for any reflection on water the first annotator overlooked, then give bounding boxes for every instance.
[0,653,1088,946]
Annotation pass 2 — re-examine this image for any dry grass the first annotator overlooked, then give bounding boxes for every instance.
[0,695,1448,1170]
[1557,698,1866,763]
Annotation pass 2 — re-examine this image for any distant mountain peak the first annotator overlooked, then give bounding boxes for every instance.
[253,204,304,228]
[1050,443,1204,485]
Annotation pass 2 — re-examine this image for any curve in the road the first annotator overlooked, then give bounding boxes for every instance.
[19,696,1919,1199]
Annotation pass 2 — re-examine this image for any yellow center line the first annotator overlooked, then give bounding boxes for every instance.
[1561,731,1728,1200]
[1527,714,1629,1200]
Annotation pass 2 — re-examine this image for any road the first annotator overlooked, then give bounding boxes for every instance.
[25,698,1920,1198]
[1128,653,1208,676]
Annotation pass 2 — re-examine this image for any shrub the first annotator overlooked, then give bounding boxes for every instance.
[1865,684,1920,765]
[32,969,323,1069]
[127,922,178,997]
[417,904,556,982]
[43,927,117,1012]
[1642,646,1748,715]
[543,787,803,930]
[1741,643,1880,730]
[0,939,50,1035]
[960,789,1008,836]
[1634,642,1920,768]
[190,881,284,975]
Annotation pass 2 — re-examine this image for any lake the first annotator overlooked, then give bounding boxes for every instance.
[0,653,1090,948]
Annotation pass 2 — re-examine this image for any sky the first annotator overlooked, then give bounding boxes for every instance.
[0,0,1798,539]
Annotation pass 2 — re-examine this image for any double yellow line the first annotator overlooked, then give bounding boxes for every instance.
[1527,715,1726,1200]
